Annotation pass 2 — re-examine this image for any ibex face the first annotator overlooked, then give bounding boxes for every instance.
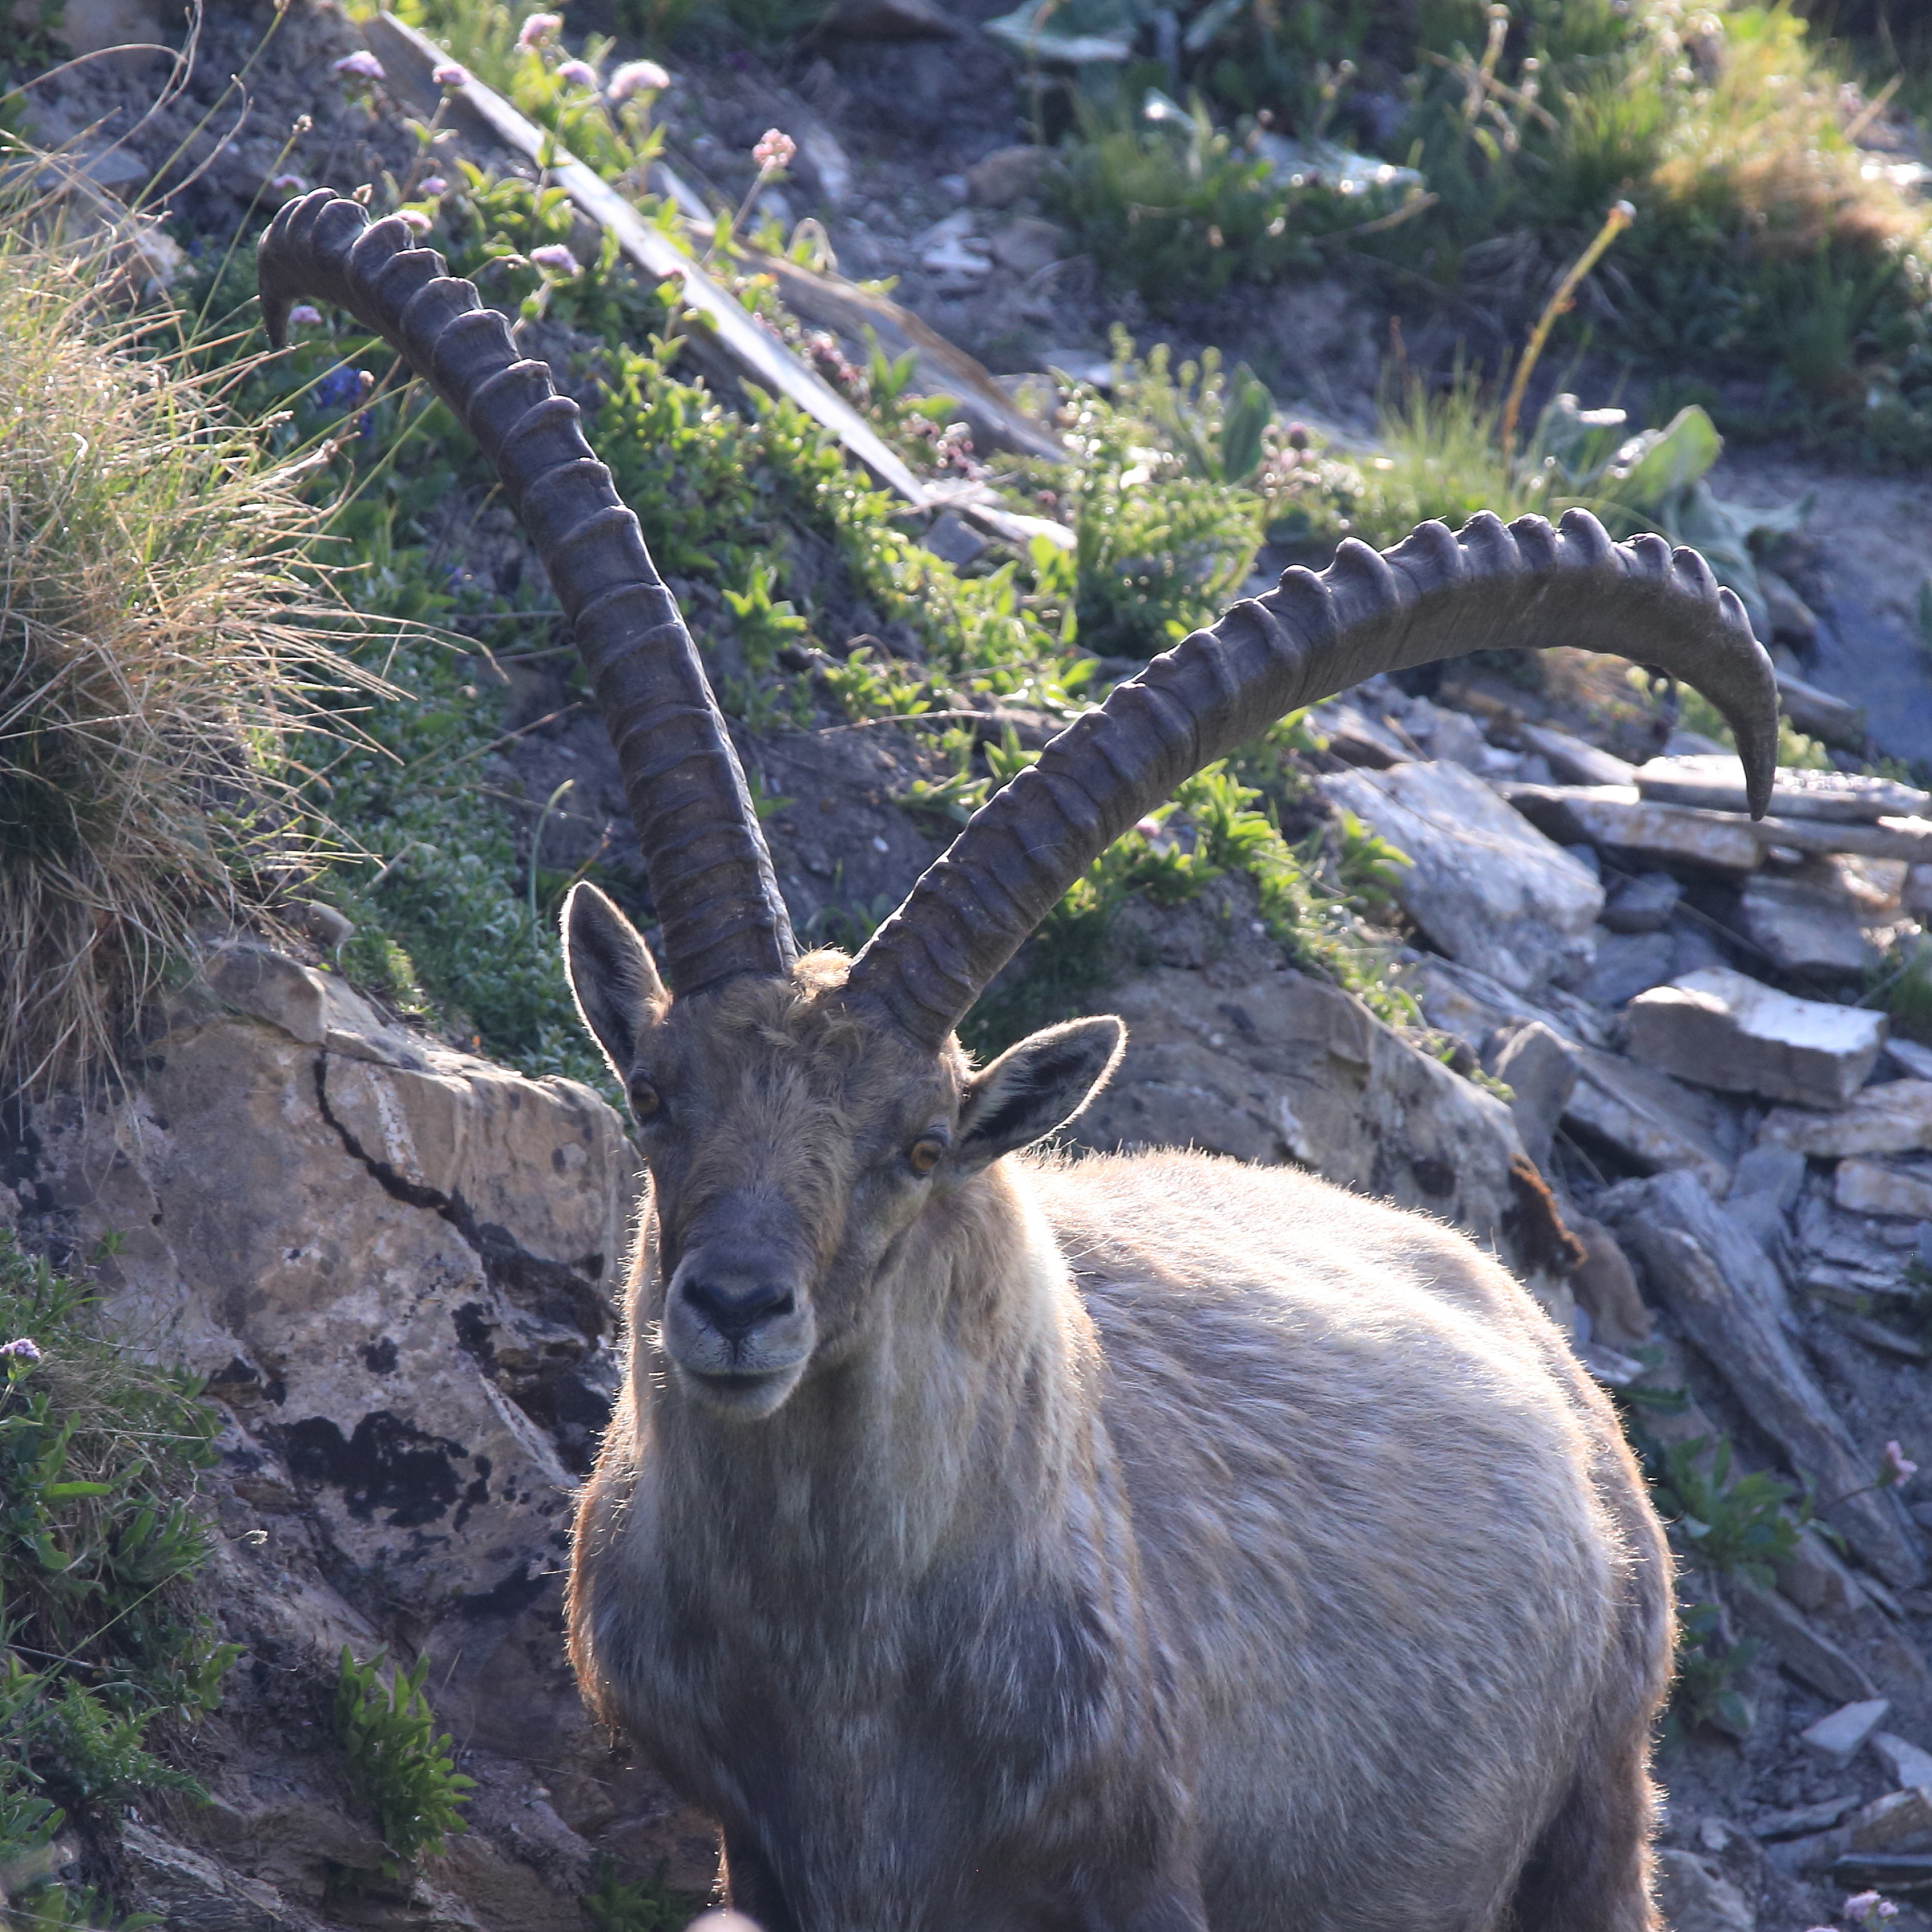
[565,884,1122,1421]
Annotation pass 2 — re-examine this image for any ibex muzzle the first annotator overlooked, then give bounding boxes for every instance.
[260,190,1783,1932]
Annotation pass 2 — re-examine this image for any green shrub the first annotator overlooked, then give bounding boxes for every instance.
[1055,339,1266,658]
[334,1649,475,1867]
[1053,1,1932,456]
[584,1856,708,1932]
[1645,1434,1804,1587]
[0,1232,233,1926]
[1670,1602,1758,1741]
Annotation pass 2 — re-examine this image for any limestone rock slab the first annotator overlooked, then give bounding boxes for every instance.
[21,987,638,1613]
[1873,1734,1932,1790]
[1504,783,1765,873]
[1634,754,1930,822]
[1761,1081,1932,1157]
[1835,1158,1932,1220]
[1564,1045,1739,1194]
[1802,1699,1894,1767]
[1740,873,1881,979]
[1626,967,1887,1107]
[1601,870,1682,934]
[1652,1849,1754,1932]
[1319,760,1603,993]
[1517,724,1638,789]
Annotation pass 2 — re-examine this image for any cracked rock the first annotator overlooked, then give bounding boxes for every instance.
[1625,967,1888,1108]
[1318,760,1604,993]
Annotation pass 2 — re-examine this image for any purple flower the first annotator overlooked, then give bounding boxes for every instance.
[332,49,385,80]
[517,10,563,46]
[419,175,448,196]
[270,171,307,193]
[556,58,598,88]
[287,303,324,327]
[529,243,580,275]
[752,127,796,173]
[431,60,470,87]
[1881,1441,1918,1488]
[313,364,362,409]
[609,59,668,101]
[0,1338,42,1364]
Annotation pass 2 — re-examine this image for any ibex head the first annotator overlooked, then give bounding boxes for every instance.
[563,902,1121,1418]
[259,192,1782,1422]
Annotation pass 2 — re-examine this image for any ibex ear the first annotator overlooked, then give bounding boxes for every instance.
[563,882,667,1079]
[956,1016,1125,1172]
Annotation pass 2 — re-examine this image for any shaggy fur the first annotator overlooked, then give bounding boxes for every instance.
[564,908,1674,1932]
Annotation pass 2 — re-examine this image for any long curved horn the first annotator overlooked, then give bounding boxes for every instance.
[258,190,795,995]
[844,509,1778,1050]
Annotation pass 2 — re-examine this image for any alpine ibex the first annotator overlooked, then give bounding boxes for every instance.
[262,191,1781,1932]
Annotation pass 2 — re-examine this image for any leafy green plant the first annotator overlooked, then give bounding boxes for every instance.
[1052,89,1402,308]
[334,1649,476,1867]
[0,1232,233,1928]
[1646,1434,1804,1587]
[1670,1601,1758,1741]
[1058,340,1265,659]
[584,1856,708,1932]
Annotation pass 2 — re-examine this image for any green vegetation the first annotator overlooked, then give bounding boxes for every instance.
[334,1649,476,1868]
[584,1856,710,1932]
[1670,1603,1759,1742]
[1645,1433,1806,1587]
[0,1232,233,1928]
[1620,1417,1810,1741]
[1048,2,1932,458]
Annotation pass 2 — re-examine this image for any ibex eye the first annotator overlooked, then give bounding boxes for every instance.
[907,1136,945,1175]
[630,1079,662,1121]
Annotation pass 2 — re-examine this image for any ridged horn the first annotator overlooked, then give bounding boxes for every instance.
[844,508,1778,1051]
[258,189,795,994]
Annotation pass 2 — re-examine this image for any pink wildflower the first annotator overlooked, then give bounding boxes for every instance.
[517,11,563,46]
[396,208,432,233]
[1133,815,1163,839]
[419,175,448,196]
[286,303,324,327]
[609,58,668,101]
[752,127,796,173]
[431,59,470,86]
[529,243,580,275]
[332,49,384,79]
[556,57,598,87]
[0,1338,42,1364]
[1881,1441,1918,1486]
[270,171,307,193]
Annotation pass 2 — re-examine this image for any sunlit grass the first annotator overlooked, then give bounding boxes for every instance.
[0,158,382,1096]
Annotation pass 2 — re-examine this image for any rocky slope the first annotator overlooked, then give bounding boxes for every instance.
[7,4,1932,1930]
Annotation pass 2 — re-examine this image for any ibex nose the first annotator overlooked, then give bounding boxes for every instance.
[680,1275,796,1344]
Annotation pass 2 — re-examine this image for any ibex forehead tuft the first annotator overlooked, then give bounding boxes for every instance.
[261,190,1777,1932]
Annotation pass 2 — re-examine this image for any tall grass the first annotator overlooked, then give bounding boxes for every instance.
[0,164,378,1096]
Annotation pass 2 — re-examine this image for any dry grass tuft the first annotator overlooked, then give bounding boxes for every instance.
[0,168,380,1098]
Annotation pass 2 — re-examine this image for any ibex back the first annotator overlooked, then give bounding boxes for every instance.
[260,191,1783,1932]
